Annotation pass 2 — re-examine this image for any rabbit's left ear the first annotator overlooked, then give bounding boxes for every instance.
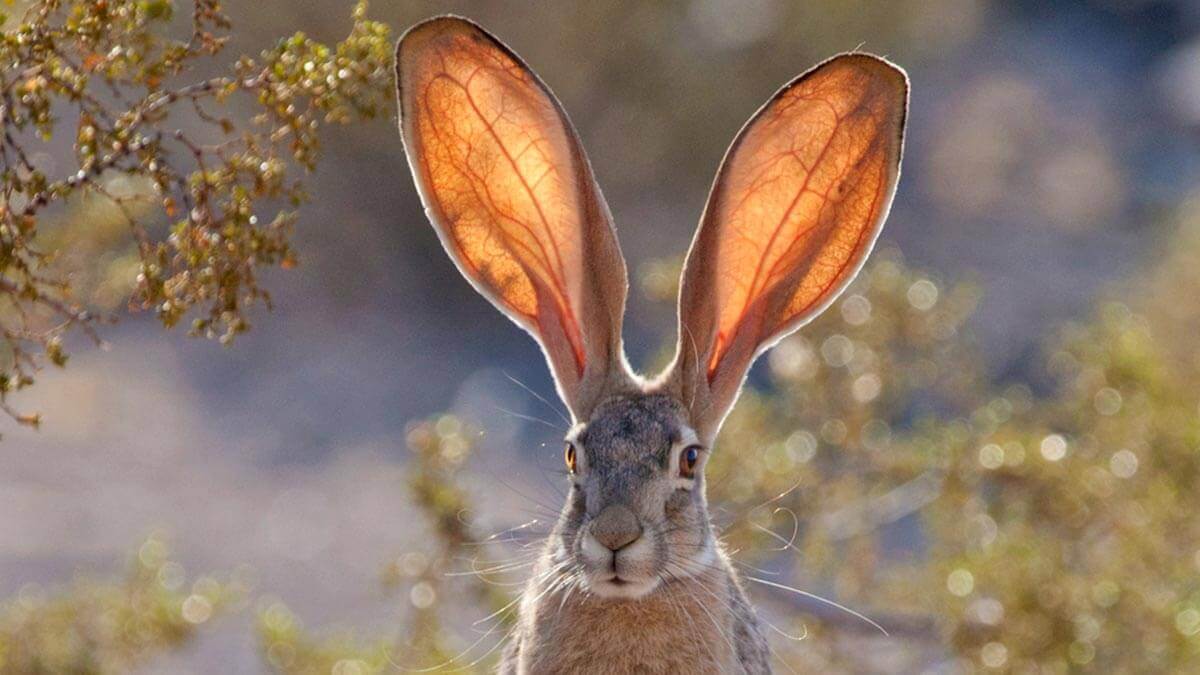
[666,54,908,440]
[396,17,632,420]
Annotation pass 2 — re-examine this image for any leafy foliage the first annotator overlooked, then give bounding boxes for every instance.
[0,0,391,425]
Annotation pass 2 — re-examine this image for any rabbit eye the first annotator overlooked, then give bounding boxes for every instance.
[679,445,701,479]
[565,442,578,474]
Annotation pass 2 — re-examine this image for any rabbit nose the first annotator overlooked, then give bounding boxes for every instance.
[590,504,642,551]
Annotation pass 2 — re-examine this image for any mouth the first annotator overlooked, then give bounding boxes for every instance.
[587,573,659,600]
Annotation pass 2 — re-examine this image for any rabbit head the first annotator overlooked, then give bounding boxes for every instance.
[557,392,714,599]
[395,15,907,607]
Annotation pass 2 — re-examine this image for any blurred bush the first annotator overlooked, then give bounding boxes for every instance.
[0,537,238,674]
[257,417,513,675]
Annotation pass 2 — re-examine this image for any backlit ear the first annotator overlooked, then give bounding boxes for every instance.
[396,17,632,420]
[666,53,908,440]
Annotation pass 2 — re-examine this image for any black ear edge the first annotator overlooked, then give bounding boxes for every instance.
[723,52,909,180]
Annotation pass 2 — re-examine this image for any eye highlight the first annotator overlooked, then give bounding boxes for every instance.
[679,445,701,479]
[565,442,578,474]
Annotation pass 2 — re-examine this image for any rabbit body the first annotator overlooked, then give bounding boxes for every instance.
[395,14,907,675]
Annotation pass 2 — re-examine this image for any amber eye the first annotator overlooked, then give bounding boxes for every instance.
[679,445,701,479]
[565,442,578,474]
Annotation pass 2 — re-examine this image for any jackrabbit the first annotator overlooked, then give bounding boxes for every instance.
[395,16,907,674]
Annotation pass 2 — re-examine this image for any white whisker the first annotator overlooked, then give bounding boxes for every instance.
[745,575,888,637]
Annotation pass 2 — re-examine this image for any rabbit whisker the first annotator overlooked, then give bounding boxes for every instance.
[504,370,571,426]
[492,404,563,431]
[764,618,808,642]
[745,575,888,637]
[749,507,800,552]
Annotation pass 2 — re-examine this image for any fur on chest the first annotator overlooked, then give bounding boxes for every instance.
[514,572,738,674]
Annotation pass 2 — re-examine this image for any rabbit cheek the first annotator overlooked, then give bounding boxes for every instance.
[661,491,710,571]
[664,488,691,518]
[559,491,588,558]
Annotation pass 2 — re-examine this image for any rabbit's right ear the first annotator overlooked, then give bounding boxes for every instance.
[395,17,632,421]
[665,54,908,441]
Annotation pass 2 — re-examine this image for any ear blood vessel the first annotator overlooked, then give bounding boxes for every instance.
[396,15,907,675]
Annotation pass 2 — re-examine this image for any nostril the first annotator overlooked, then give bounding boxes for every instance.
[590,504,643,552]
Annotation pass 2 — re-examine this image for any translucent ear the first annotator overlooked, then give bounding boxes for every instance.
[396,17,632,420]
[667,53,908,439]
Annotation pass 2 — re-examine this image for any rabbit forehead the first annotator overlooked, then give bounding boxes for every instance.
[577,394,688,468]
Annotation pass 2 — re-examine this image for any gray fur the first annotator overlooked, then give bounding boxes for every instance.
[498,392,772,674]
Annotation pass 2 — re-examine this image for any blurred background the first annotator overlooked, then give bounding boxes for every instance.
[3,0,1200,672]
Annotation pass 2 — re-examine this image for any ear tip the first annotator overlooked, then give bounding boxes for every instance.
[395,15,493,106]
[396,15,492,62]
[822,52,910,99]
[399,14,483,41]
